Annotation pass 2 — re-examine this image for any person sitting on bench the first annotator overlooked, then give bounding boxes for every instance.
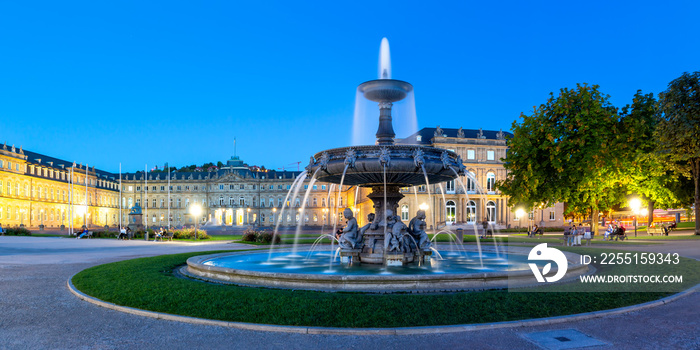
[77,228,89,239]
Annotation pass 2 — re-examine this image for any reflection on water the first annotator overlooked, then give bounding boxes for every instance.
[203,251,529,276]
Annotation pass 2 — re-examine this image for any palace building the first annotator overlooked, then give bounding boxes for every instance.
[0,127,565,231]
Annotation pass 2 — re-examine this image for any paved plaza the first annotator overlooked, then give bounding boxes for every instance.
[0,236,699,349]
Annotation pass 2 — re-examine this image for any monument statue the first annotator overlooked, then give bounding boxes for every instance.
[457,127,465,138]
[434,125,444,138]
[129,203,142,215]
[338,208,362,249]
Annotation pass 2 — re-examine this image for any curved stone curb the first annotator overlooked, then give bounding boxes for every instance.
[68,274,699,335]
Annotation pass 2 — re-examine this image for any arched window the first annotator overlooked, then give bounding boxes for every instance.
[219,196,224,206]
[466,172,476,192]
[466,201,476,223]
[322,198,326,207]
[486,172,496,192]
[313,198,317,207]
[294,198,300,207]
[401,205,409,221]
[446,200,456,223]
[486,201,496,223]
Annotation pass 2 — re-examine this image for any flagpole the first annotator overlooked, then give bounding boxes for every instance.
[69,165,73,236]
[167,162,171,230]
[119,163,122,232]
[145,164,148,230]
[85,164,88,229]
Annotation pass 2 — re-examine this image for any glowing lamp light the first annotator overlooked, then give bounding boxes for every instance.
[419,203,429,211]
[515,208,525,219]
[629,198,641,212]
[190,204,202,216]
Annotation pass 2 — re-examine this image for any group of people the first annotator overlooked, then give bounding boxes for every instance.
[117,227,132,240]
[528,224,543,238]
[564,224,591,246]
[152,227,171,242]
[604,221,626,241]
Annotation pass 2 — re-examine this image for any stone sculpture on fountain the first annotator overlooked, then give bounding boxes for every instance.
[338,208,362,249]
[408,210,430,250]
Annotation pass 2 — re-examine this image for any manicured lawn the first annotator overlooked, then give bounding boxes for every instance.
[72,247,700,328]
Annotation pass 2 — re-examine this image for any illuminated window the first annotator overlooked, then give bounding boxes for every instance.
[466,201,476,223]
[487,172,496,191]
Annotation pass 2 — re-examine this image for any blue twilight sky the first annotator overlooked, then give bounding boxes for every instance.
[1,1,698,173]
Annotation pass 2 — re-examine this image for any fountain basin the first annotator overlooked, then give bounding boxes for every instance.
[358,79,413,102]
[308,145,464,187]
[184,247,589,293]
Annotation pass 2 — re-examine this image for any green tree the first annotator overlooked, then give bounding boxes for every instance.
[499,84,626,235]
[656,72,700,235]
[618,91,676,225]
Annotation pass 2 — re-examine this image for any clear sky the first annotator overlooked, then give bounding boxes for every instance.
[1,1,698,173]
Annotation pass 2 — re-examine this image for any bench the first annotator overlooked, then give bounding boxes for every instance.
[647,227,667,236]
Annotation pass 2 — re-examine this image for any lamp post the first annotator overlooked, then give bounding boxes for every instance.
[273,207,277,227]
[515,208,525,231]
[629,198,641,237]
[190,204,202,240]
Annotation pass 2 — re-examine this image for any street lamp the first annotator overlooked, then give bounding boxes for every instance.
[629,198,641,237]
[515,208,525,230]
[190,204,202,240]
[419,203,429,211]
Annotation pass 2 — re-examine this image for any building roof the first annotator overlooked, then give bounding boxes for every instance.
[22,150,118,179]
[397,127,513,145]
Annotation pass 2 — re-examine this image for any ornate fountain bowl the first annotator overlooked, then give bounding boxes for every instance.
[307,145,465,187]
[358,79,413,103]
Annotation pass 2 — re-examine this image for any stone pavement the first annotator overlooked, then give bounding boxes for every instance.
[0,236,698,349]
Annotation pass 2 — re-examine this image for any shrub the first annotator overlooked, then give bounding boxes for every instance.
[242,229,258,242]
[241,229,280,244]
[4,227,32,236]
[90,230,116,238]
[256,231,281,244]
[172,228,209,240]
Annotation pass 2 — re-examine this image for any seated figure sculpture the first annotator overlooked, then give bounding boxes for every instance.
[338,208,362,249]
[380,210,410,253]
[407,210,431,250]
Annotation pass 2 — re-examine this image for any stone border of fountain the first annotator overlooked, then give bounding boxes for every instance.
[184,247,589,293]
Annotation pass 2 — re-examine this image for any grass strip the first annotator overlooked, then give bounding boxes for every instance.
[72,247,700,328]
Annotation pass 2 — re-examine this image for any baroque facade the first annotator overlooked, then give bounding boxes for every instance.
[0,127,565,231]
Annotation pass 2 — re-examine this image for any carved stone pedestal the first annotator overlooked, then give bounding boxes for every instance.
[339,249,361,265]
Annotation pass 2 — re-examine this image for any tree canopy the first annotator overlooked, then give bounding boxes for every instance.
[656,71,700,235]
[499,84,630,233]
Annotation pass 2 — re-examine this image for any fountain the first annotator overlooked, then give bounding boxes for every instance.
[185,38,588,292]
[304,38,465,266]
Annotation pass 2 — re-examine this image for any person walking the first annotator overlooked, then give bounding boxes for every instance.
[583,224,592,246]
[0,223,4,236]
[575,224,583,246]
